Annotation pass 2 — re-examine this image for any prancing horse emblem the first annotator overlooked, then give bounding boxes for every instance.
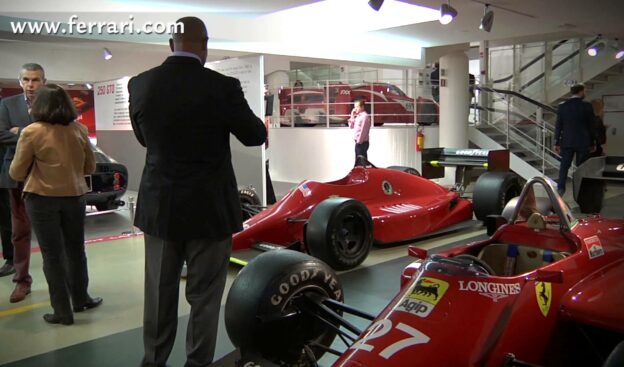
[535,282,552,317]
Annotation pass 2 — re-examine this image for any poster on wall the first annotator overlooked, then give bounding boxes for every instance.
[1,87,96,137]
[208,56,267,205]
[93,77,132,131]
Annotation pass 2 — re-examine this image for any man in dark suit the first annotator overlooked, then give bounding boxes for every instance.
[0,63,45,301]
[128,17,267,367]
[554,84,596,195]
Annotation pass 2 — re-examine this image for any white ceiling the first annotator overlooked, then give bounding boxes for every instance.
[1,0,623,65]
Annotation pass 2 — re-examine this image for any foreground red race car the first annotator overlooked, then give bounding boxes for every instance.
[234,157,520,270]
[225,177,624,366]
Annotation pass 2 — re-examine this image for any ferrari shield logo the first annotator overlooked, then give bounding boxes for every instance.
[535,282,552,317]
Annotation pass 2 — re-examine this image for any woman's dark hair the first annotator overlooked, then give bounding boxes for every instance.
[30,84,77,125]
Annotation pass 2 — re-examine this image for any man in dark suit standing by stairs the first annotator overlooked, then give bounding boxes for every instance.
[554,84,596,195]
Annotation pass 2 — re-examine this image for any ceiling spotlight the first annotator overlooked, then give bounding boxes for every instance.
[587,42,604,57]
[479,4,494,32]
[103,47,113,60]
[439,2,457,25]
[85,83,93,90]
[368,0,384,11]
[616,49,624,60]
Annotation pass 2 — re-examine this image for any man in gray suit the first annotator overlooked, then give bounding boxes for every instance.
[0,63,45,302]
[128,17,266,367]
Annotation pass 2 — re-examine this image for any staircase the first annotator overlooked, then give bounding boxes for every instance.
[472,86,561,182]
[470,37,624,182]
[491,37,624,106]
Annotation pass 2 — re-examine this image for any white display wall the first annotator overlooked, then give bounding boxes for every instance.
[267,125,439,185]
[208,56,267,204]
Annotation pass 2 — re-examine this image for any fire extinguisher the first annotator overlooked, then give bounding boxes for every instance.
[416,127,425,152]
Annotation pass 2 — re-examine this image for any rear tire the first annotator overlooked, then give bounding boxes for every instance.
[306,198,373,270]
[604,341,624,367]
[473,172,521,221]
[239,188,261,220]
[225,251,343,365]
[576,179,605,214]
[387,166,421,176]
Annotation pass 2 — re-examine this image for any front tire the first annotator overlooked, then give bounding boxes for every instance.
[225,251,343,365]
[306,198,373,270]
[473,172,521,221]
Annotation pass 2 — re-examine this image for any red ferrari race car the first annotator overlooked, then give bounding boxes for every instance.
[225,176,624,367]
[234,154,520,271]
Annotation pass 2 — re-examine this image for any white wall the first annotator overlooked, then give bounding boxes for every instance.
[267,126,439,184]
[0,40,170,82]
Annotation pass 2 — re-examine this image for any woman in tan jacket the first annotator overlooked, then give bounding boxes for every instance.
[9,84,102,325]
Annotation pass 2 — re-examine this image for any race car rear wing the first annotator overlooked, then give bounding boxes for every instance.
[421,148,510,180]
[573,156,624,213]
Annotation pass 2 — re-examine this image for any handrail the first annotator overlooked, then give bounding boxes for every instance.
[492,39,568,84]
[518,35,601,93]
[475,85,557,114]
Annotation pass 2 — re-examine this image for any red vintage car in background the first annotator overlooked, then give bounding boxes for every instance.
[225,177,624,366]
[278,82,438,126]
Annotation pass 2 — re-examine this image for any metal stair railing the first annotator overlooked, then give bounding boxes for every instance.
[491,36,602,101]
[474,86,564,177]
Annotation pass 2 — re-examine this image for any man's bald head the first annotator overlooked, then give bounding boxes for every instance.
[169,17,208,64]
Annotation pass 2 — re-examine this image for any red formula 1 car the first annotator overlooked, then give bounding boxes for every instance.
[225,177,624,366]
[234,157,520,270]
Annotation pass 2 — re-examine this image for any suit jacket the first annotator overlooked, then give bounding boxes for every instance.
[128,56,267,241]
[555,97,596,149]
[0,95,32,188]
[9,121,96,196]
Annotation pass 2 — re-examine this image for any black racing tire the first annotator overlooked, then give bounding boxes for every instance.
[239,188,261,221]
[473,171,522,221]
[604,341,624,367]
[387,166,421,176]
[306,198,373,270]
[225,251,343,365]
[576,179,605,214]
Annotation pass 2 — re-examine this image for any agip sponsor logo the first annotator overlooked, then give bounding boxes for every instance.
[458,280,521,302]
[397,277,449,318]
